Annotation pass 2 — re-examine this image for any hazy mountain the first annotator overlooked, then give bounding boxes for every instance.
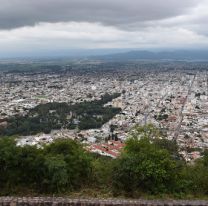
[94,50,208,61]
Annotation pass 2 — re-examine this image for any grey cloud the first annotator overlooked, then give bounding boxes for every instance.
[0,0,198,30]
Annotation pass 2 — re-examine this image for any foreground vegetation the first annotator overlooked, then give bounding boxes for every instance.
[1,125,208,198]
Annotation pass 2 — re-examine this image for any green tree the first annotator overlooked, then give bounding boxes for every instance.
[91,156,114,189]
[184,150,208,195]
[17,145,45,188]
[0,138,20,191]
[112,130,178,196]
[43,139,92,190]
[42,155,68,192]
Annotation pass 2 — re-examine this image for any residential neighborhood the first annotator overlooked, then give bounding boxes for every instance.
[0,61,207,161]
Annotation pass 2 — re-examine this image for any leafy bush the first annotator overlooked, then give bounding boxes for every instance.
[112,138,178,196]
[0,138,92,194]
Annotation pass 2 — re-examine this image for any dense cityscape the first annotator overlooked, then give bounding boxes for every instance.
[0,61,207,162]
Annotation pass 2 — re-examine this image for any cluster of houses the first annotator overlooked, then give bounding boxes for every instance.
[0,66,207,161]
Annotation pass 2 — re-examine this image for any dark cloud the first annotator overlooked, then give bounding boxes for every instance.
[0,0,198,30]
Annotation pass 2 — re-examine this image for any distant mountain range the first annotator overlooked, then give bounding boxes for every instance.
[94,50,208,61]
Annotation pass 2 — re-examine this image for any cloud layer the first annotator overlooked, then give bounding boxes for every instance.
[0,0,208,57]
[0,0,198,29]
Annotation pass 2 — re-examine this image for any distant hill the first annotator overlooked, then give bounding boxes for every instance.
[94,50,208,61]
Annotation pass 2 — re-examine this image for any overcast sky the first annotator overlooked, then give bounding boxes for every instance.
[1,0,208,57]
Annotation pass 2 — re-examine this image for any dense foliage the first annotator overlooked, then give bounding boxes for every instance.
[0,138,92,194]
[1,125,208,198]
[0,93,121,136]
[112,138,177,195]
